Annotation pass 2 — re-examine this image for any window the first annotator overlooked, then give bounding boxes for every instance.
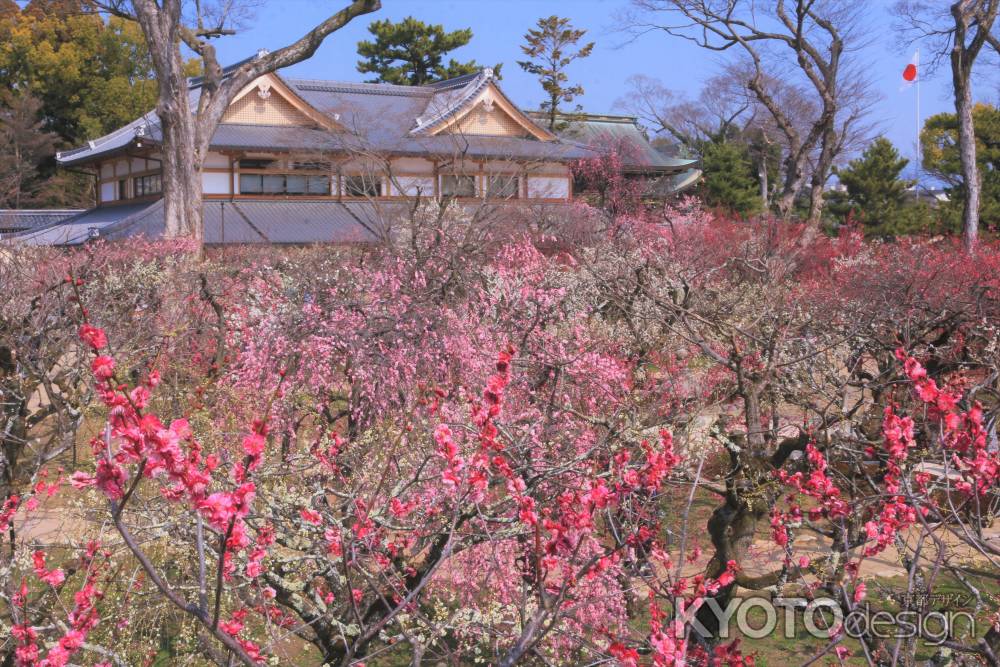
[133,174,162,198]
[486,174,520,199]
[239,173,330,196]
[117,179,128,200]
[343,174,381,198]
[440,174,476,198]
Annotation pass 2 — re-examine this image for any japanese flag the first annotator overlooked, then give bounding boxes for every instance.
[902,50,918,85]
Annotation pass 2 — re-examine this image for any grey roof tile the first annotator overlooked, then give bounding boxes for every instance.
[202,200,394,244]
[4,202,162,245]
[0,209,85,233]
[207,123,593,161]
[56,68,613,168]
[4,199,407,246]
[532,113,698,171]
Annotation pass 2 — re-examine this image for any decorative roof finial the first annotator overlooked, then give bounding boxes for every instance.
[256,48,270,60]
[483,67,494,80]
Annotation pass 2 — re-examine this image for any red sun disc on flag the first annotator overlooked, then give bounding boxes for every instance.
[903,64,917,81]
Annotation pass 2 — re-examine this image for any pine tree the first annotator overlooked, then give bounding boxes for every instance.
[828,137,914,231]
[699,141,761,218]
[356,17,489,86]
[517,16,594,131]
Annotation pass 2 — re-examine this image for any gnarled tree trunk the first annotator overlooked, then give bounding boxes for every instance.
[159,112,204,242]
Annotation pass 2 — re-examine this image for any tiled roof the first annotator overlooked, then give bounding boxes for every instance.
[4,199,589,247]
[6,202,163,245]
[208,123,591,161]
[53,58,689,175]
[200,200,392,244]
[55,66,629,168]
[531,112,698,172]
[56,110,160,165]
[3,199,405,246]
[411,69,494,135]
[0,209,85,234]
[645,169,703,197]
[292,79,431,97]
[425,71,482,90]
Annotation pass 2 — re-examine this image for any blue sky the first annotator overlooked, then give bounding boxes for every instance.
[210,0,983,174]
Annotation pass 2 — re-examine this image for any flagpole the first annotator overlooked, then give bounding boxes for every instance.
[915,48,921,188]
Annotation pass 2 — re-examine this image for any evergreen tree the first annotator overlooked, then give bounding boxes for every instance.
[828,137,914,231]
[921,104,1000,234]
[699,141,761,218]
[517,16,594,131]
[356,17,489,86]
[0,92,59,208]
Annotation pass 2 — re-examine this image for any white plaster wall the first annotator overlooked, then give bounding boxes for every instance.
[436,158,479,174]
[203,152,230,168]
[391,157,435,172]
[100,182,116,201]
[482,160,521,173]
[528,162,569,175]
[202,172,230,195]
[339,158,381,173]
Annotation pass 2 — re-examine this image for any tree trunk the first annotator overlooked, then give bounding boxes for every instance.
[696,487,769,639]
[807,182,825,226]
[808,122,838,228]
[775,152,809,220]
[952,64,979,252]
[120,0,380,247]
[947,0,999,252]
[160,115,204,242]
[758,156,768,212]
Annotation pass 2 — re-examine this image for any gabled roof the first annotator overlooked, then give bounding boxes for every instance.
[204,123,590,161]
[57,63,590,167]
[224,72,344,131]
[412,69,497,134]
[413,69,556,141]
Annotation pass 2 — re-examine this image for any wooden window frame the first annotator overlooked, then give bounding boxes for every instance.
[133,173,162,198]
